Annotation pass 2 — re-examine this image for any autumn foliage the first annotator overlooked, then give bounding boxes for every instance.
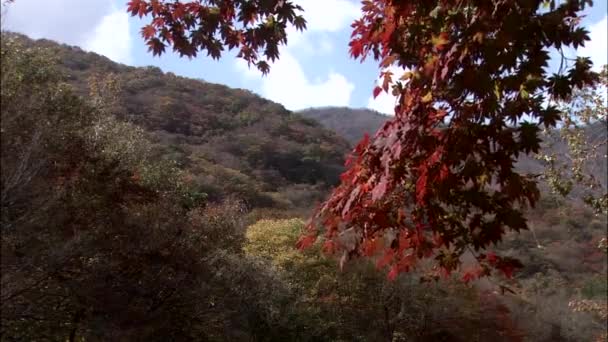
[130,1,600,281]
[127,0,306,74]
[303,0,599,281]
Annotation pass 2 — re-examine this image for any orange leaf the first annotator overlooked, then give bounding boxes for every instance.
[142,25,156,40]
[421,91,433,103]
[431,32,449,50]
[380,54,397,68]
[382,71,392,92]
[362,239,377,256]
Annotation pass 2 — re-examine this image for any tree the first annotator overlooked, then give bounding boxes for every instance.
[244,218,514,341]
[131,1,599,281]
[126,0,306,74]
[0,36,307,340]
[538,64,607,215]
[302,0,599,281]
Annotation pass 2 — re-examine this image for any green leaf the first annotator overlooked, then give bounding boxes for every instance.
[519,85,529,99]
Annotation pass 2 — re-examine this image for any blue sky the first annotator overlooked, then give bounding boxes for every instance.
[2,0,606,114]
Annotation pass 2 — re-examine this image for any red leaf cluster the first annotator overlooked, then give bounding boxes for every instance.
[304,0,598,281]
[131,0,599,283]
[127,0,307,74]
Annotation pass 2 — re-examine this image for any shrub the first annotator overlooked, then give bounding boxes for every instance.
[582,276,608,300]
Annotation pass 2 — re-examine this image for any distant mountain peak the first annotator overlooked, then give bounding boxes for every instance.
[297,107,391,145]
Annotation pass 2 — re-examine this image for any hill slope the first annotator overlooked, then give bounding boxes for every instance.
[298,107,390,145]
[299,106,607,341]
[11,33,351,209]
[300,106,607,190]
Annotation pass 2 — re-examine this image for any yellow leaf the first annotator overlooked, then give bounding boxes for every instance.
[431,32,449,50]
[473,32,484,44]
[494,83,502,100]
[519,85,529,99]
[400,71,413,81]
[422,91,433,103]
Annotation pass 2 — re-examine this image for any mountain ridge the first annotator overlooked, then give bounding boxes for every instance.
[299,105,607,190]
[298,106,391,145]
[5,32,351,210]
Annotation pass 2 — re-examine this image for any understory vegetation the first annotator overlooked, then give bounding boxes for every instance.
[1,34,606,341]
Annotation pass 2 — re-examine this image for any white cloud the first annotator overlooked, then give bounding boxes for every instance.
[283,0,360,56]
[579,15,607,70]
[2,0,132,64]
[318,37,334,55]
[366,65,407,115]
[83,9,133,65]
[296,0,361,33]
[2,0,110,44]
[576,16,608,108]
[367,88,398,115]
[237,50,355,110]
[236,59,260,80]
[236,0,360,110]
[285,28,335,56]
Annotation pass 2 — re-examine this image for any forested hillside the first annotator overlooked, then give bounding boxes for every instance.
[1,31,606,342]
[299,105,608,295]
[11,33,350,211]
[300,106,607,196]
[298,107,390,145]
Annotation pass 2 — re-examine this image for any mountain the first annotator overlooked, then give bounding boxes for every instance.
[3,32,606,342]
[298,107,390,145]
[516,120,608,189]
[9,33,351,210]
[300,106,607,191]
[297,106,607,323]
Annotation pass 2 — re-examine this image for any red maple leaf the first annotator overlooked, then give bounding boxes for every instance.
[141,25,156,40]
[296,234,316,250]
[373,86,382,99]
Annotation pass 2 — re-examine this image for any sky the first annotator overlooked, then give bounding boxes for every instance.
[2,0,606,115]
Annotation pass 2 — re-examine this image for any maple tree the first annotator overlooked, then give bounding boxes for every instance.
[131,1,600,282]
[299,0,599,282]
[126,0,306,74]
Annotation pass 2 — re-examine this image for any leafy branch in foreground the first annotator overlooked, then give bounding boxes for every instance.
[129,0,600,282]
[127,0,306,74]
[300,0,599,282]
